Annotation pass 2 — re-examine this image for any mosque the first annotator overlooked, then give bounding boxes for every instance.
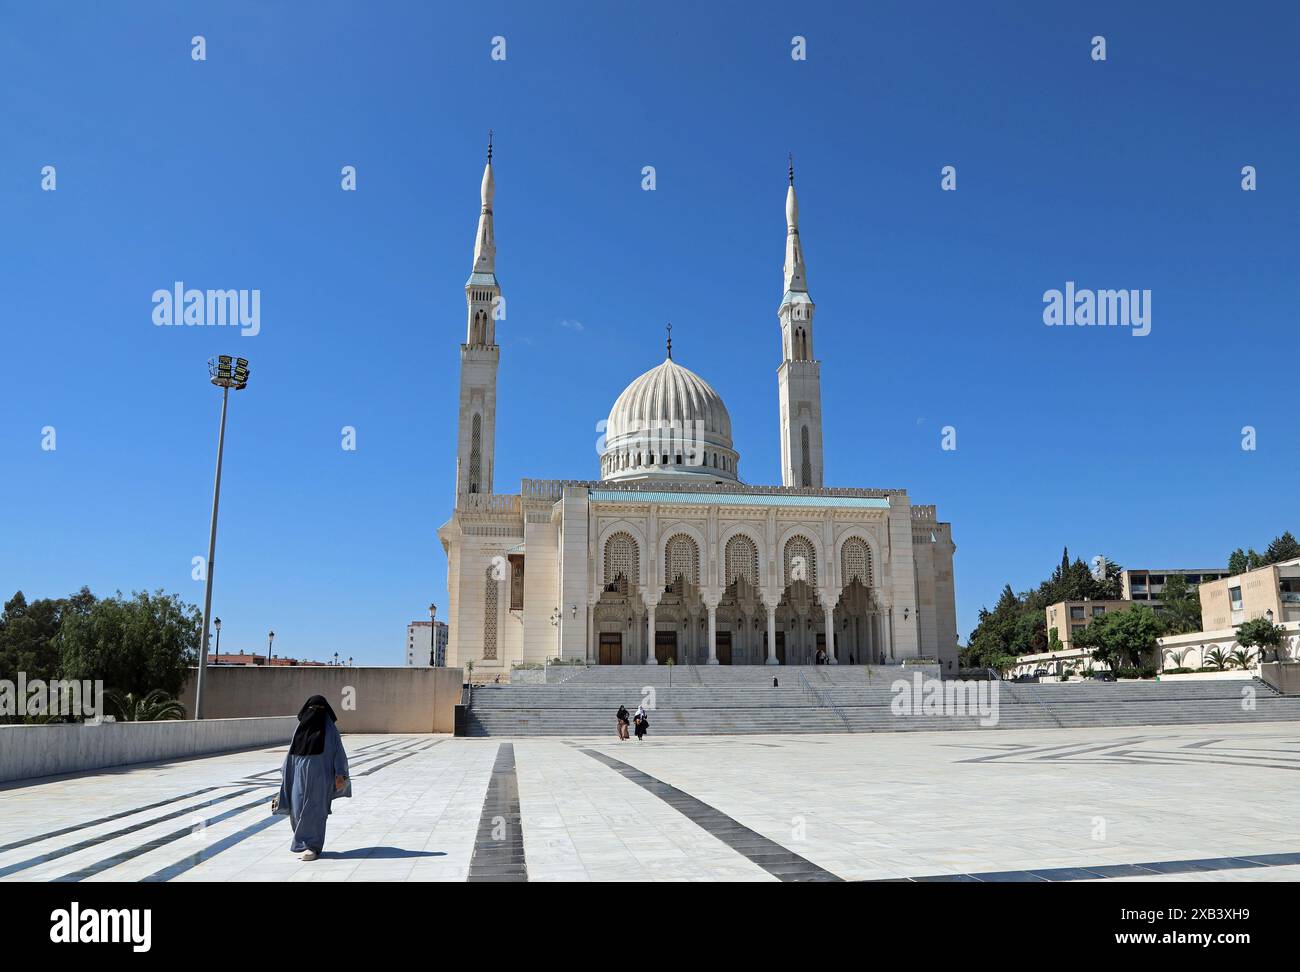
[438,146,958,672]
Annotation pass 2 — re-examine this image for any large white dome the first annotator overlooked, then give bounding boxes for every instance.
[600,357,741,483]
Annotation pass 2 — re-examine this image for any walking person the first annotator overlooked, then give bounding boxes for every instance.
[273,694,351,861]
[616,704,630,741]
[634,704,649,741]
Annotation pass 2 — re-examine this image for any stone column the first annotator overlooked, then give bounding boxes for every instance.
[645,601,658,664]
[824,600,837,664]
[765,597,779,665]
[706,600,719,665]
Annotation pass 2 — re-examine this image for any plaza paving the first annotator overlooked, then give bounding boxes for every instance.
[1,724,1298,882]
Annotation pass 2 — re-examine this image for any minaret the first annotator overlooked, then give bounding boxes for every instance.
[455,133,502,500]
[777,157,825,488]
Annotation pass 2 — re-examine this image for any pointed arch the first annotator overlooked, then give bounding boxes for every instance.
[724,533,759,588]
[664,533,700,590]
[840,536,873,588]
[783,534,818,588]
[603,531,639,594]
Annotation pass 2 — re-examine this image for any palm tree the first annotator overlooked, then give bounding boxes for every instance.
[1164,648,1190,670]
[1229,648,1256,671]
[1204,647,1232,672]
[105,689,186,722]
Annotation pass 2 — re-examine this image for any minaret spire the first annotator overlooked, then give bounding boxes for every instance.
[666,322,672,360]
[783,156,806,294]
[775,157,824,488]
[456,138,504,499]
[473,131,496,274]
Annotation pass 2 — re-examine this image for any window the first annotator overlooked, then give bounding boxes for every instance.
[468,414,482,493]
[1092,606,1105,617]
[724,534,759,588]
[603,532,639,593]
[483,564,499,660]
[784,535,818,587]
[1070,606,1085,620]
[664,534,700,590]
[800,427,812,487]
[509,555,525,611]
[841,537,873,588]
[1229,587,1243,611]
[1071,624,1085,637]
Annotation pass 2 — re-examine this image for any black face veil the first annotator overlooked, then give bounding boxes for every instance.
[289,694,338,756]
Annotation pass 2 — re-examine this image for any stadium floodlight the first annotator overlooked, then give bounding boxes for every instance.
[195,356,252,718]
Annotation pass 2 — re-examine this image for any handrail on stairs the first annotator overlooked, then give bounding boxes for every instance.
[1016,680,1062,728]
[798,670,851,732]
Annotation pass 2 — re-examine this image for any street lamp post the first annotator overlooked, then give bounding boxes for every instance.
[213,617,222,665]
[429,603,437,666]
[267,630,275,666]
[195,356,250,720]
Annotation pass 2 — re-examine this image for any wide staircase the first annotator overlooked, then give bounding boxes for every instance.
[463,666,1300,737]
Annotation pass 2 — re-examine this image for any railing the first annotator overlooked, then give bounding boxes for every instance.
[521,477,905,500]
[457,493,522,515]
[1012,680,1063,728]
[798,671,851,732]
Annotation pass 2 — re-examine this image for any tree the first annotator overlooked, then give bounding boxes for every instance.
[0,588,95,684]
[1158,573,1202,635]
[105,688,187,721]
[1205,646,1232,671]
[1075,605,1165,670]
[1265,531,1300,565]
[1228,549,1249,576]
[57,590,199,700]
[1229,648,1255,670]
[1235,616,1287,664]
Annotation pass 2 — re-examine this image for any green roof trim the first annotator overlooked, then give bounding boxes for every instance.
[589,490,889,509]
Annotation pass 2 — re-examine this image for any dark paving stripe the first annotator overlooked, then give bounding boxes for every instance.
[893,851,1300,883]
[52,796,271,882]
[138,738,449,882]
[355,740,444,777]
[468,743,526,882]
[581,748,841,882]
[141,815,284,882]
[0,786,266,878]
[0,784,229,854]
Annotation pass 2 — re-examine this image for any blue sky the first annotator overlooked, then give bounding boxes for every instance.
[2,1,1297,664]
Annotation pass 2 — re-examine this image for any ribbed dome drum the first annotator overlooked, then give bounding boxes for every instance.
[601,357,741,483]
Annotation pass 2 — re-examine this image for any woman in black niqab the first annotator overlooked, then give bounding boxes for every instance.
[274,694,351,860]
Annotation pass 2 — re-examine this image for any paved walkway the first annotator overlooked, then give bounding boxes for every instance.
[2,724,1298,882]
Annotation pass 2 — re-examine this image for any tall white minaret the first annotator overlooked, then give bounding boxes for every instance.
[455,133,502,500]
[777,157,825,488]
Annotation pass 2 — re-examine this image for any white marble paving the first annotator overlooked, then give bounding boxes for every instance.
[0,724,1296,881]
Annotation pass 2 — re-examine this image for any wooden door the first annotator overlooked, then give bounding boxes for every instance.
[716,631,732,665]
[655,631,677,665]
[598,632,622,665]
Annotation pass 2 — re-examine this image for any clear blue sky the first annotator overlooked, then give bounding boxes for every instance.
[2,1,1297,665]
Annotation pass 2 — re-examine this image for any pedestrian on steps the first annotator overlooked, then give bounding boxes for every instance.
[616,704,630,741]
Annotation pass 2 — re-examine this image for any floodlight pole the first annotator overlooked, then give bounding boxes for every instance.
[195,384,230,720]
